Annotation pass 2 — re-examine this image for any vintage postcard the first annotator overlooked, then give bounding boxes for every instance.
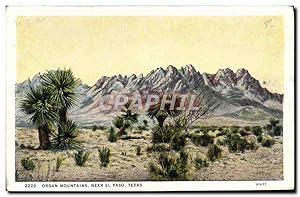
[6,6,295,192]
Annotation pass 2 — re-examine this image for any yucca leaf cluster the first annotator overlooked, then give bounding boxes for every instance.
[98,147,111,167]
[74,150,90,167]
[149,150,190,181]
[21,157,35,171]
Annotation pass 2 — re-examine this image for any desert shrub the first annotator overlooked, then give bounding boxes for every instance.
[152,125,175,143]
[206,144,222,161]
[53,120,81,150]
[74,150,90,167]
[216,138,225,146]
[226,133,258,153]
[55,156,65,172]
[113,116,125,129]
[21,157,35,171]
[113,115,132,136]
[216,128,230,137]
[91,125,97,131]
[148,150,189,180]
[146,144,170,153]
[98,147,111,167]
[225,133,245,153]
[244,126,251,132]
[108,127,117,142]
[252,126,263,136]
[194,156,209,169]
[230,126,240,133]
[264,118,283,136]
[273,125,283,136]
[261,136,275,147]
[257,135,263,143]
[247,141,258,151]
[171,134,186,151]
[136,145,142,156]
[190,133,214,147]
[239,129,251,137]
[245,135,258,151]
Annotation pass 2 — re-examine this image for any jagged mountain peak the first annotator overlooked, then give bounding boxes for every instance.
[15,65,283,126]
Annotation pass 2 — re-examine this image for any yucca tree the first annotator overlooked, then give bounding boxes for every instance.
[113,101,139,136]
[20,84,58,150]
[147,94,181,128]
[41,68,80,124]
[266,118,282,136]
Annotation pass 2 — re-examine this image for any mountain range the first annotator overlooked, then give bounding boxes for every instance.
[15,65,283,127]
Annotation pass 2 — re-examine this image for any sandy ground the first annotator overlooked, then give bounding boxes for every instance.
[15,127,283,181]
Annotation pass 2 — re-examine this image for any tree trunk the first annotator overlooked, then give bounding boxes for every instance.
[117,126,127,137]
[59,108,68,124]
[38,125,51,150]
[157,116,166,128]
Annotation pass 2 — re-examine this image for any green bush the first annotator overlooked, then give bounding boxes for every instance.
[171,134,186,151]
[190,133,214,147]
[21,157,35,171]
[207,144,222,161]
[266,118,282,136]
[261,136,275,147]
[53,120,81,150]
[98,147,111,167]
[273,125,283,136]
[216,138,225,146]
[152,125,175,143]
[245,135,258,151]
[148,150,189,180]
[230,126,240,133]
[226,133,257,153]
[74,150,90,167]
[146,144,170,153]
[194,156,209,170]
[55,156,65,172]
[216,128,230,137]
[240,129,251,137]
[244,126,251,132]
[108,127,117,142]
[136,145,142,156]
[225,133,246,153]
[91,125,97,131]
[252,126,263,136]
[113,116,125,129]
[257,135,263,143]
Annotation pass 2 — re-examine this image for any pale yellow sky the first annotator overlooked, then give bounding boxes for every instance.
[16,16,284,93]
